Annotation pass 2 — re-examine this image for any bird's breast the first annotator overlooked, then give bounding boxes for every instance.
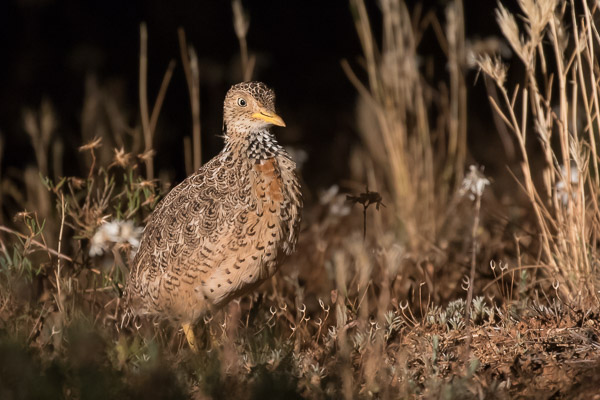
[252,158,284,204]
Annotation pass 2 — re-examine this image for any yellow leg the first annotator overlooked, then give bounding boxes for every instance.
[182,322,198,353]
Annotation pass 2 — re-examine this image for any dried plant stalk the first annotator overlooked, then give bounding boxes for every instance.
[139,23,153,179]
[178,28,202,170]
[232,0,255,81]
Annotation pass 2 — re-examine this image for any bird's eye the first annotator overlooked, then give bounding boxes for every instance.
[237,98,247,107]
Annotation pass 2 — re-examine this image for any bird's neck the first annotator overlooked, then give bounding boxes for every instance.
[223,128,284,161]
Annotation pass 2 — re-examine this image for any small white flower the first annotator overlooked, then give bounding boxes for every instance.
[319,185,339,205]
[460,165,490,200]
[89,220,144,256]
[319,185,351,217]
[89,230,110,257]
[118,220,144,247]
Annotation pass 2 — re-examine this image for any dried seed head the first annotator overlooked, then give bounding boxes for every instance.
[475,54,508,88]
[112,147,132,168]
[14,211,33,222]
[78,136,103,152]
[459,165,490,200]
[518,0,557,46]
[69,177,85,190]
[466,36,512,68]
[89,220,144,257]
[496,3,530,64]
[137,148,156,163]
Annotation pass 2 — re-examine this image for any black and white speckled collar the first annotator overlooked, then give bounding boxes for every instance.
[221,128,283,161]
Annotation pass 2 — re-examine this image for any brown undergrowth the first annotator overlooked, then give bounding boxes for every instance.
[2,0,600,399]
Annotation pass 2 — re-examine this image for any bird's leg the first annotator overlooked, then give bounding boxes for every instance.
[182,322,198,353]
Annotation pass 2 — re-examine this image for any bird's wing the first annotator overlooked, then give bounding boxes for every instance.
[129,157,242,316]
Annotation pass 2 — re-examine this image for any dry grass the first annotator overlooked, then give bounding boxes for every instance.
[343,0,468,252]
[1,0,600,399]
[478,0,600,303]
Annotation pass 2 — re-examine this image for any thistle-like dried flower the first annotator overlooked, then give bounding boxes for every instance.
[459,165,490,201]
[89,220,144,256]
[475,54,508,88]
[141,194,158,207]
[137,148,156,163]
[69,177,85,189]
[14,211,33,222]
[78,136,102,152]
[135,180,156,190]
[111,147,132,168]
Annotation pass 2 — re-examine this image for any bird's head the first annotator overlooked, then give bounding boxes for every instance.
[223,81,285,134]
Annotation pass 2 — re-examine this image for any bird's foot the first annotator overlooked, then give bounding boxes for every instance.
[182,322,199,353]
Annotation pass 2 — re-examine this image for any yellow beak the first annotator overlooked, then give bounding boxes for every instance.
[251,108,286,127]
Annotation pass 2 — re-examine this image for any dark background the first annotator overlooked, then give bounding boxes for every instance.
[0,0,511,196]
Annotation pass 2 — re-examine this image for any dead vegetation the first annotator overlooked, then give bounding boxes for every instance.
[2,0,600,399]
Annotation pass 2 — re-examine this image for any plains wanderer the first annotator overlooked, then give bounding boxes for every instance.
[125,82,302,351]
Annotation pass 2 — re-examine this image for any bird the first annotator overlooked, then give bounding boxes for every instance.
[124,81,302,351]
